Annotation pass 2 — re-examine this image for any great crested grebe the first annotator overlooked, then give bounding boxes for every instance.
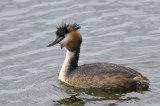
[47,23,149,89]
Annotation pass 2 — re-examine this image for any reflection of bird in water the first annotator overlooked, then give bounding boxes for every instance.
[53,95,85,106]
[48,23,149,90]
[53,87,141,106]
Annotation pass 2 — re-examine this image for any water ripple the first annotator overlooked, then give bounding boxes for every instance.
[1,0,160,106]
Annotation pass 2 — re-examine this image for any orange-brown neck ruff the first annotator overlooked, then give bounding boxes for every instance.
[66,31,82,51]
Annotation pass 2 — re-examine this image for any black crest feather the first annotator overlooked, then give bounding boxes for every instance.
[56,23,81,31]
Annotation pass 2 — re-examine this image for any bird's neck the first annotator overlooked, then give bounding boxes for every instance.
[58,43,81,82]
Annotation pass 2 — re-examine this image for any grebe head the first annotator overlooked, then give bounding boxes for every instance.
[47,23,81,51]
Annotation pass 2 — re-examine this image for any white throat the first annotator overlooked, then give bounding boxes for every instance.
[58,50,74,82]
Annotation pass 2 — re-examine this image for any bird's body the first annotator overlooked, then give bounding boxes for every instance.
[64,63,148,89]
[48,23,149,89]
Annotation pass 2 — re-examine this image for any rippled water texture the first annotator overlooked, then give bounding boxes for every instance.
[0,0,160,106]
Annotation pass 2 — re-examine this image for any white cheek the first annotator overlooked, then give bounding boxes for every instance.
[59,33,72,45]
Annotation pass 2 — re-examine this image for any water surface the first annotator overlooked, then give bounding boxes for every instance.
[0,0,160,106]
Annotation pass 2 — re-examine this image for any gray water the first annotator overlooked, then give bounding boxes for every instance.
[0,0,160,106]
